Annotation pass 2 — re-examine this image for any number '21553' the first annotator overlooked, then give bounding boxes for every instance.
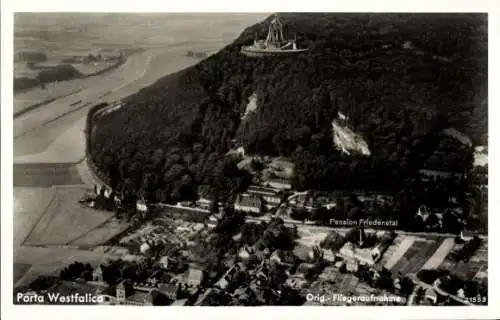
[465,296,487,304]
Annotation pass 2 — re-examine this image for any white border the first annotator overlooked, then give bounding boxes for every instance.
[2,0,499,319]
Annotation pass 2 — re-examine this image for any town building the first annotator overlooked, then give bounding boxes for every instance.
[234,194,263,214]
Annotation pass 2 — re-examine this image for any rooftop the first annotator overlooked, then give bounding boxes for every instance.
[236,195,262,208]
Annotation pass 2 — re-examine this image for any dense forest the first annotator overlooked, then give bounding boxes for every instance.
[91,13,487,208]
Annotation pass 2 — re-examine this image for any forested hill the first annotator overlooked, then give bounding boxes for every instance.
[91,13,487,202]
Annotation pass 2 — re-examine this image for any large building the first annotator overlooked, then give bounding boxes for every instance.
[264,178,292,190]
[234,194,263,214]
[337,232,396,269]
[247,185,281,208]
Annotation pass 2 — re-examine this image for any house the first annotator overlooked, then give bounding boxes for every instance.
[457,288,465,299]
[184,267,203,288]
[265,178,292,190]
[234,194,262,214]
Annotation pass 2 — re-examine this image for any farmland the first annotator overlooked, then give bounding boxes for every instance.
[13,263,32,284]
[439,240,488,281]
[23,186,122,246]
[14,187,56,246]
[388,238,444,275]
[14,163,83,187]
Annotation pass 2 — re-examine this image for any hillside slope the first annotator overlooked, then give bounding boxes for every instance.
[91,13,487,202]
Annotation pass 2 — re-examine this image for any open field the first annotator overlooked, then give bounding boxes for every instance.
[14,163,83,187]
[23,186,117,246]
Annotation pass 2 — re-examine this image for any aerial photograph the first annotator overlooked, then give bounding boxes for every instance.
[12,12,488,306]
